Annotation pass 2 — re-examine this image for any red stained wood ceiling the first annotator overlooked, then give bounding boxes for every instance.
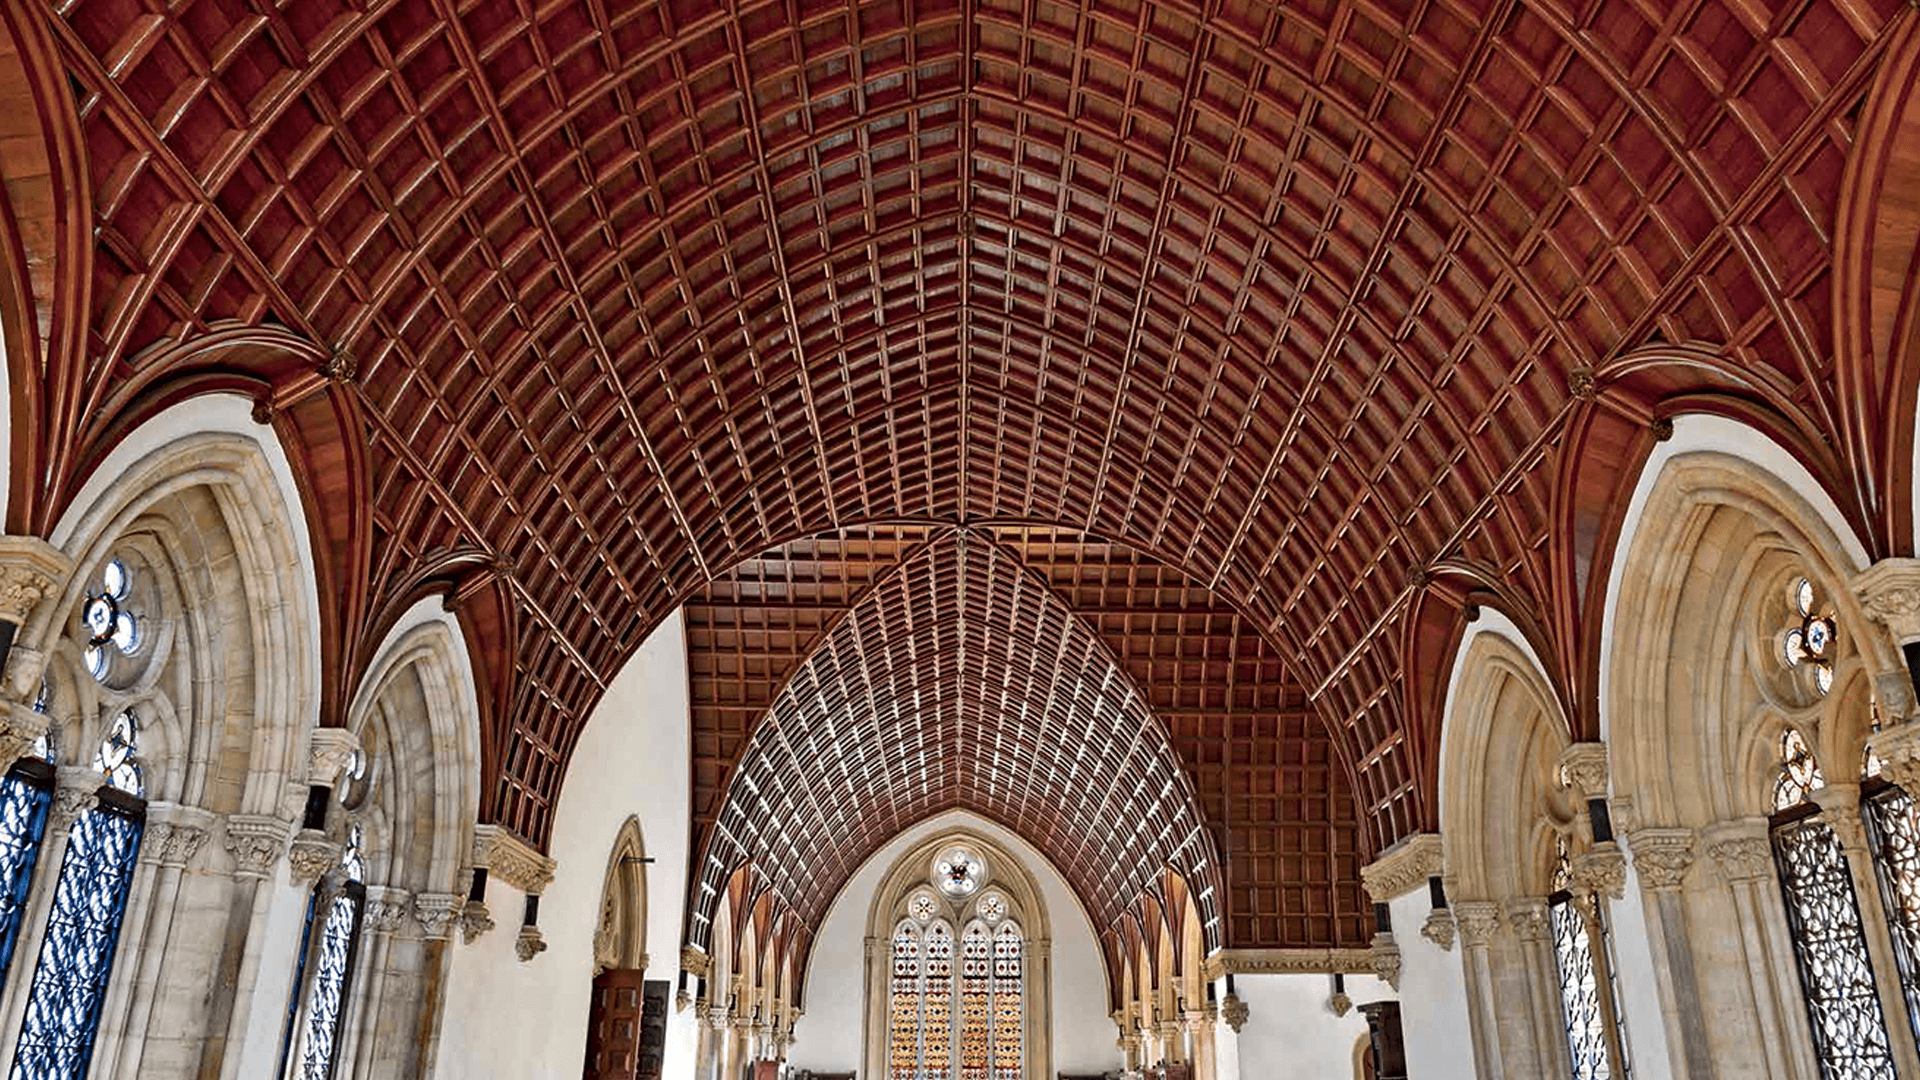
[687,525,1370,948]
[22,0,1909,902]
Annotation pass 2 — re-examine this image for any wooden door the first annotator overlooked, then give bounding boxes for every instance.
[584,968,647,1080]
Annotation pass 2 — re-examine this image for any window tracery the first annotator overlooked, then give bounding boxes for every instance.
[1547,835,1628,1079]
[1780,577,1838,697]
[79,560,141,685]
[890,924,923,1080]
[991,924,1023,1080]
[960,924,991,1080]
[10,711,147,1080]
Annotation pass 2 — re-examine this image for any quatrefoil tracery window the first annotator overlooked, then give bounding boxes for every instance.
[79,560,142,685]
[1780,577,1839,698]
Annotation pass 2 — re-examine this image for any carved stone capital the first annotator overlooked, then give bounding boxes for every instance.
[1569,843,1628,900]
[459,899,496,944]
[366,886,413,935]
[0,538,72,628]
[1627,827,1696,891]
[1420,907,1456,951]
[680,944,712,978]
[287,828,343,887]
[1869,721,1920,797]
[143,803,214,868]
[1812,786,1869,851]
[222,814,291,879]
[1502,898,1551,943]
[307,727,361,786]
[1453,900,1502,947]
[1369,931,1402,990]
[1704,819,1774,884]
[1219,992,1249,1034]
[472,824,556,894]
[514,924,547,962]
[1328,991,1353,1017]
[675,987,693,1014]
[1557,742,1610,798]
[415,892,461,940]
[1877,670,1919,726]
[1853,558,1920,645]
[50,766,100,831]
[1361,832,1444,902]
[0,703,48,774]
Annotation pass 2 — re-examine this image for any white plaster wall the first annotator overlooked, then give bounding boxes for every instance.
[785,810,1118,1075]
[432,609,696,1079]
[1224,971,1391,1080]
[1386,890,1475,1080]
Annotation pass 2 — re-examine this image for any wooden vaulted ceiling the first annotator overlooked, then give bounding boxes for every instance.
[7,0,1920,953]
[685,526,1370,949]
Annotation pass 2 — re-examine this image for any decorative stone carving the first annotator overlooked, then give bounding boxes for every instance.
[0,537,72,628]
[0,703,48,772]
[222,814,291,879]
[366,887,413,934]
[320,346,358,384]
[680,944,711,978]
[50,767,100,831]
[1201,947,1376,980]
[515,924,547,962]
[1627,827,1696,890]
[1704,819,1774,884]
[1328,991,1353,1017]
[307,727,361,786]
[1569,844,1628,900]
[1869,721,1920,796]
[1557,742,1610,798]
[1453,900,1502,947]
[1369,932,1402,990]
[287,829,343,887]
[1420,907,1456,951]
[415,892,461,940]
[1503,898,1551,943]
[460,899,496,944]
[1876,671,1918,726]
[1219,993,1249,1034]
[675,987,693,1013]
[1360,832,1443,902]
[143,806,214,868]
[472,824,557,894]
[1853,558,1920,645]
[1568,366,1597,401]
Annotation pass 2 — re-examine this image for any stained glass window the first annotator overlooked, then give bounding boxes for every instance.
[79,560,139,685]
[1780,578,1838,697]
[992,924,1022,1079]
[10,713,146,1080]
[291,824,366,1080]
[1549,897,1613,1079]
[922,924,953,1080]
[1776,729,1826,811]
[960,924,991,1080]
[0,764,50,993]
[890,924,923,1080]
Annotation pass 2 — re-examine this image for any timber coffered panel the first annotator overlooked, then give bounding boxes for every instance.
[9,0,1919,953]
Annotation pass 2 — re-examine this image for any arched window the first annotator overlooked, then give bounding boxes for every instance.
[885,871,1028,1077]
[284,822,368,1080]
[1864,742,1920,1043]
[1770,726,1898,1078]
[0,688,55,995]
[1546,835,1629,1079]
[10,709,146,1080]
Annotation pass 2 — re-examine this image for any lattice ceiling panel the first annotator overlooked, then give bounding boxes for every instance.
[687,527,1223,948]
[687,523,1371,947]
[35,0,1906,854]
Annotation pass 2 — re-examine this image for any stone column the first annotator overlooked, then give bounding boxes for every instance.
[695,1005,726,1080]
[1158,1018,1186,1064]
[728,1013,754,1078]
[1183,1008,1213,1080]
[1567,846,1630,1076]
[208,812,292,1080]
[1453,900,1506,1080]
[1503,897,1565,1080]
[1627,826,1714,1079]
[341,884,413,1079]
[1703,817,1820,1080]
[99,802,213,1079]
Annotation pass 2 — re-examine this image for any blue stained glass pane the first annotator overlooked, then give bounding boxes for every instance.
[276,891,321,1080]
[296,888,362,1080]
[0,774,51,991]
[10,807,142,1080]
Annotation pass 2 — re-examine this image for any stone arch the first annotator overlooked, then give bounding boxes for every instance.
[592,815,649,977]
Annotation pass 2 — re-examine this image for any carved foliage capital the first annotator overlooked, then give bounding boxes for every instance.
[1870,722,1920,797]
[515,924,547,962]
[680,944,712,978]
[1421,907,1456,951]
[222,814,291,879]
[1628,827,1697,890]
[1219,993,1249,1034]
[1453,900,1502,947]
[415,892,461,940]
[459,899,496,944]
[1557,742,1610,798]
[308,728,361,786]
[1360,832,1443,902]
[1369,932,1402,990]
[1502,898,1551,943]
[0,704,48,774]
[1853,559,1920,645]
[1569,844,1628,900]
[287,829,342,887]
[143,804,215,868]
[365,886,413,935]
[0,538,72,626]
[472,824,556,894]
